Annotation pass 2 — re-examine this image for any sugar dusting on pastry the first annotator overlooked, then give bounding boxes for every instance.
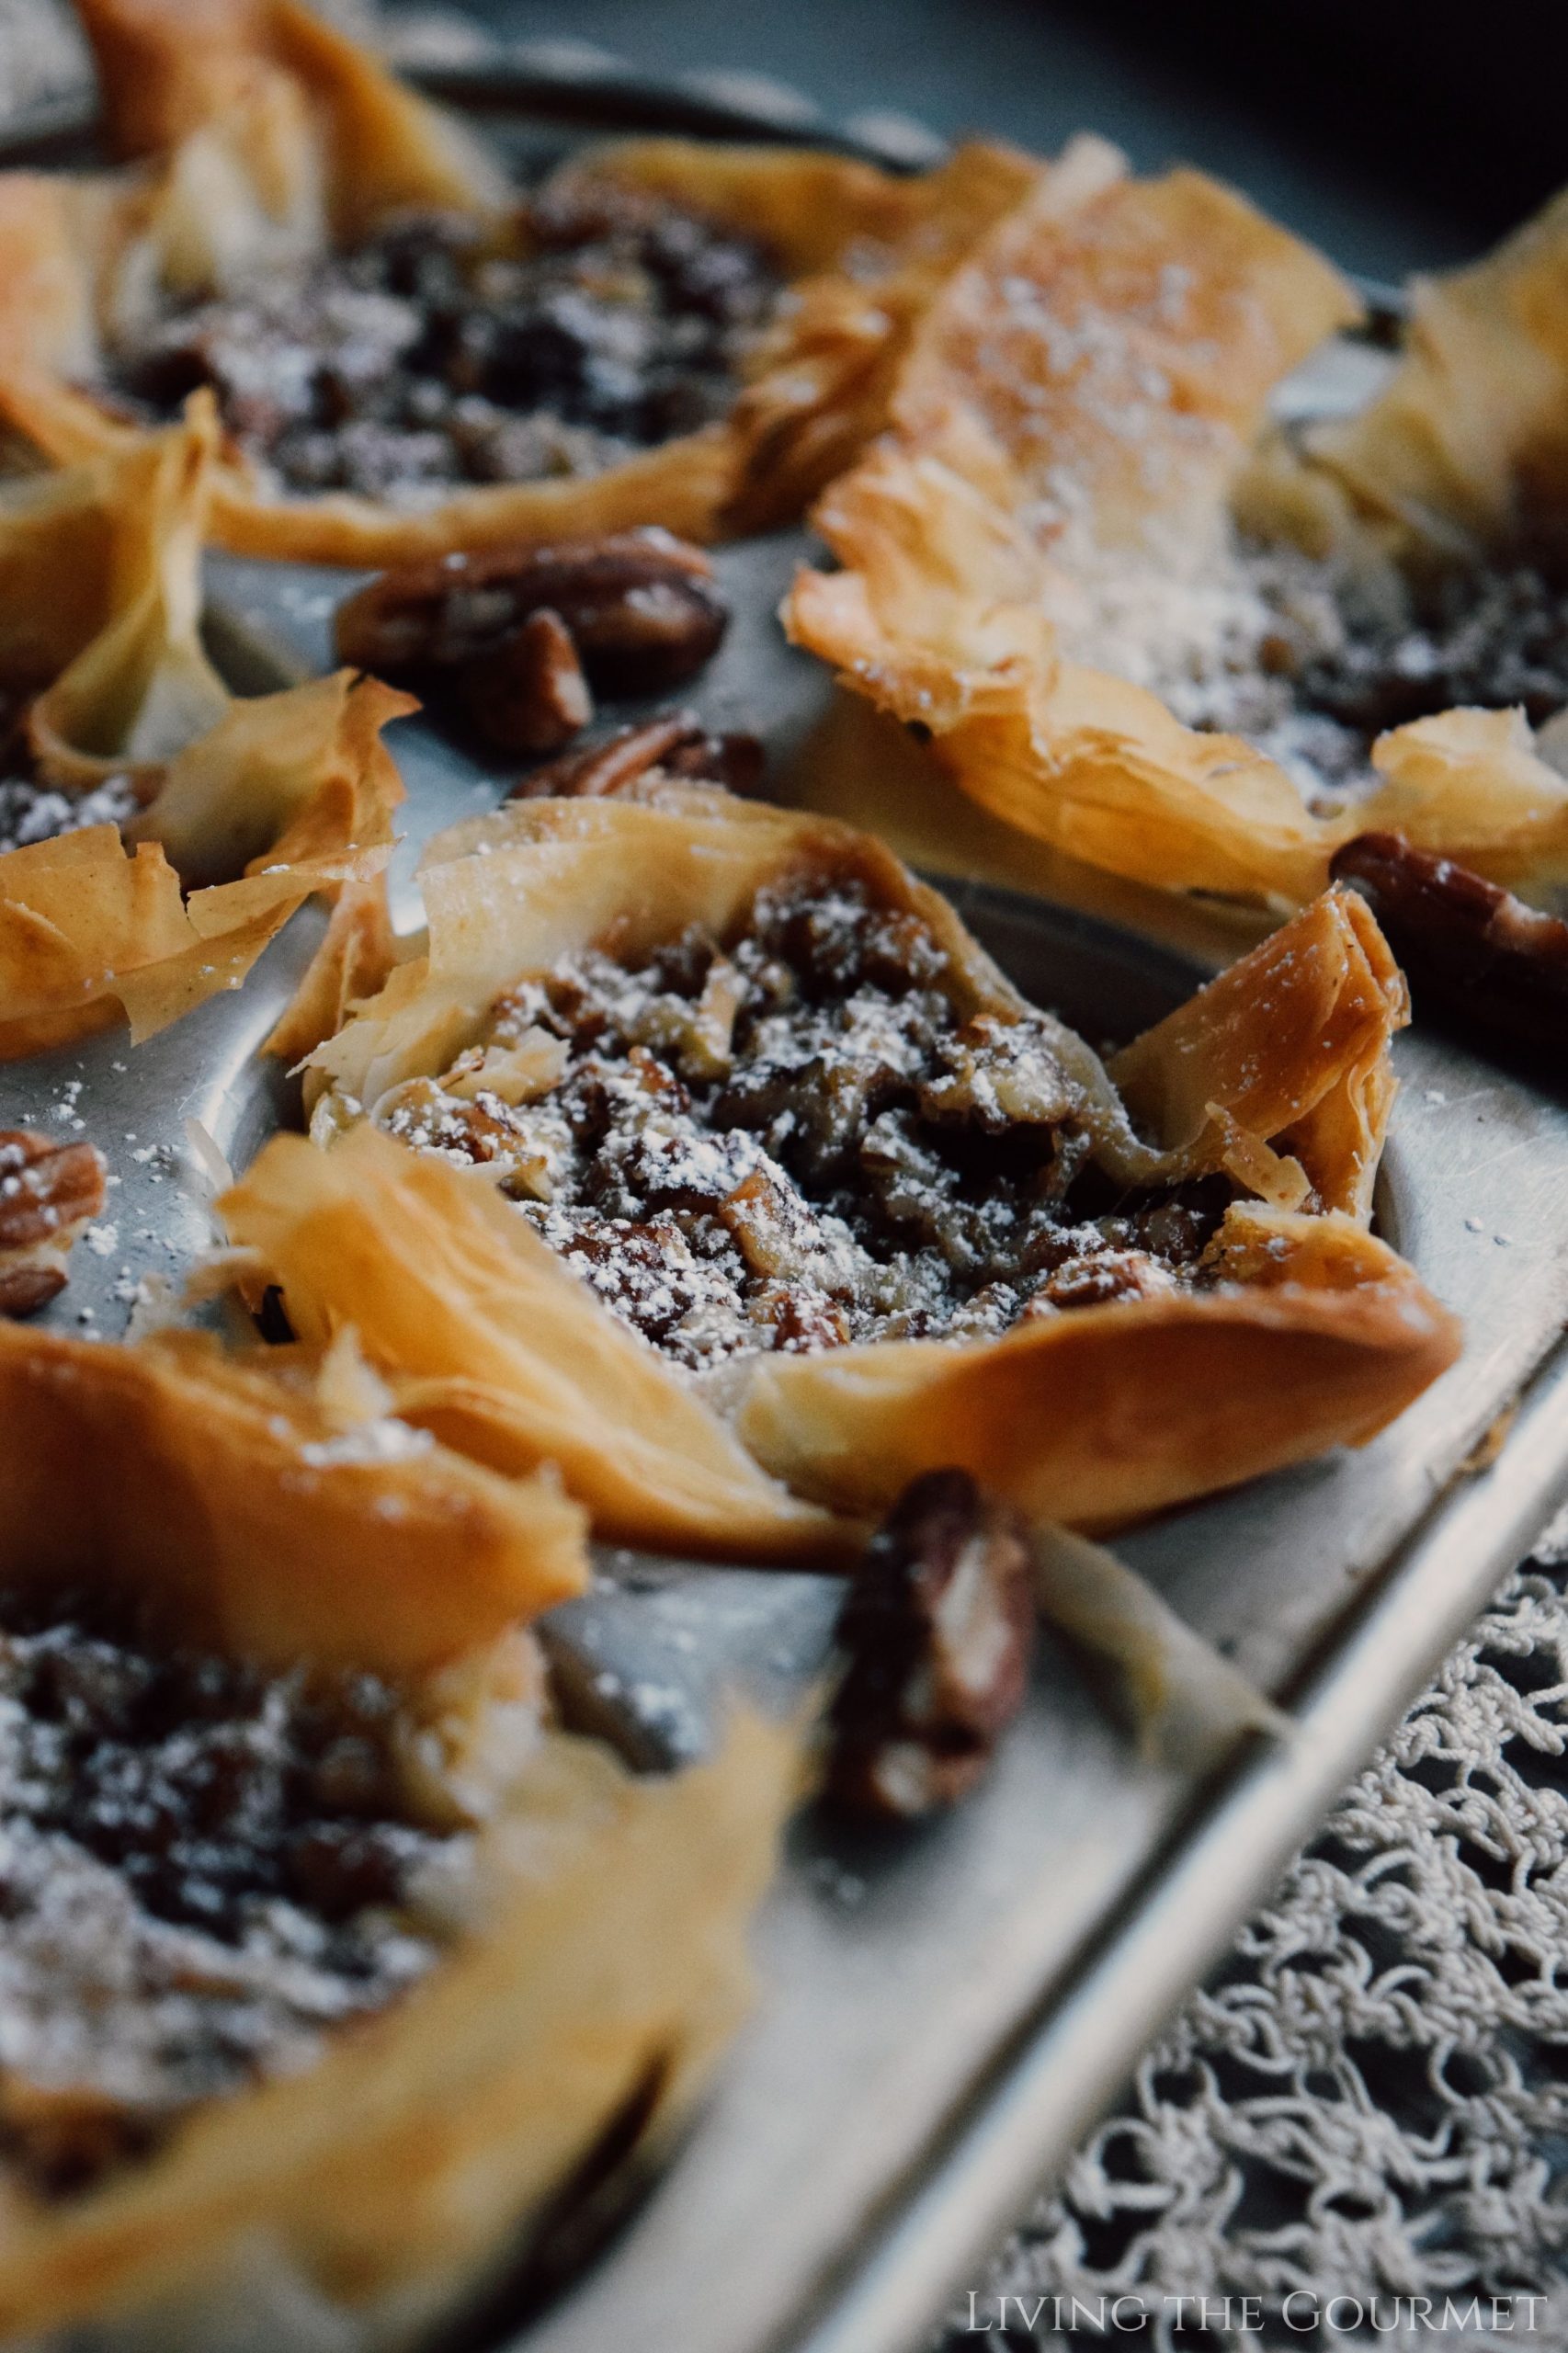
[1044,535,1568,809]
[104,188,784,507]
[369,868,1232,1370]
[0,1594,467,2200]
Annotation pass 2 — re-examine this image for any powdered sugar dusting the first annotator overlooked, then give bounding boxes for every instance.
[369,870,1225,1369]
[0,771,141,856]
[0,1596,466,2200]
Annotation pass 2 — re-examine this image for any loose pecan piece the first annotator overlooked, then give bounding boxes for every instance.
[1330,831,1568,1056]
[507,713,766,802]
[0,1131,107,1317]
[825,1469,1035,1820]
[335,529,730,750]
[460,607,592,756]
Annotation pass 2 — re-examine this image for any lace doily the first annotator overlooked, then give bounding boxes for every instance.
[940,1515,1568,2349]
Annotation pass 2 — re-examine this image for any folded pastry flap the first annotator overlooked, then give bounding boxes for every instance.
[0,829,191,1052]
[792,407,1062,702]
[971,662,1342,905]
[262,874,398,1064]
[1108,886,1406,1219]
[790,416,1344,909]
[0,1322,587,1679]
[735,1217,1460,1529]
[0,673,404,1054]
[135,669,409,887]
[1307,187,1568,556]
[314,789,1140,1170]
[0,1711,795,2339]
[220,1126,848,1562]
[1352,705,1568,892]
[564,134,1043,281]
[77,0,509,243]
[24,408,232,787]
[889,165,1358,560]
[0,176,103,382]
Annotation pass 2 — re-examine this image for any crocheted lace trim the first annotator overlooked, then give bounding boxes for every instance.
[943,1514,1568,2351]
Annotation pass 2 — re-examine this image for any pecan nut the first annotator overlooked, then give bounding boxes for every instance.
[1330,831,1568,1056]
[335,529,729,749]
[824,1468,1035,1819]
[0,1131,107,1318]
[508,713,765,803]
[459,607,592,756]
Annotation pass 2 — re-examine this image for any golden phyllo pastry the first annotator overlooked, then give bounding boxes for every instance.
[221,779,1460,1543]
[0,0,1053,563]
[0,1315,793,2347]
[0,400,404,1059]
[787,153,1568,911]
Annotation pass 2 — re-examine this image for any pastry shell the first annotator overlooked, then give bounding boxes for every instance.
[786,159,1568,909]
[0,0,1046,563]
[0,1315,588,1672]
[0,400,406,1059]
[0,1313,795,2347]
[222,785,1460,1545]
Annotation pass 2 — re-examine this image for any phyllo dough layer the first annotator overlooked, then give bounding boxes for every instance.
[0,400,404,1058]
[0,0,1049,563]
[0,1315,793,2349]
[222,781,1460,1544]
[787,153,1568,912]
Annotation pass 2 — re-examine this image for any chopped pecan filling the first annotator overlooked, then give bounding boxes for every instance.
[0,1592,465,2200]
[1119,545,1568,803]
[0,762,142,857]
[104,183,784,503]
[371,873,1231,1369]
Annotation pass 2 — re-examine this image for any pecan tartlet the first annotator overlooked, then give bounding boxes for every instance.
[219,785,1459,1554]
[0,1317,791,2347]
[788,159,1568,915]
[0,0,1049,563]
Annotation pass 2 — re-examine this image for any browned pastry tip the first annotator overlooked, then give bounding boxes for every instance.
[824,1468,1035,1820]
[0,1131,106,1319]
[334,529,729,752]
[1330,831,1568,1056]
[507,713,765,802]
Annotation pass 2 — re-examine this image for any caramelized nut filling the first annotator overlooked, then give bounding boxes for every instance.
[104,183,784,504]
[373,872,1230,1369]
[1111,545,1568,804]
[0,1593,465,2200]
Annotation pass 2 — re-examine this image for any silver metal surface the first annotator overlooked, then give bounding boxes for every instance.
[0,74,1556,2353]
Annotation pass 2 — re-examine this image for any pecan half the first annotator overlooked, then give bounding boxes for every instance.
[0,1131,107,1318]
[508,713,766,802]
[460,607,592,756]
[824,1469,1035,1820]
[1330,831,1568,1055]
[335,529,729,749]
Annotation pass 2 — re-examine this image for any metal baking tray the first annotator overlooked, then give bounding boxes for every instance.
[3,63,1568,2353]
